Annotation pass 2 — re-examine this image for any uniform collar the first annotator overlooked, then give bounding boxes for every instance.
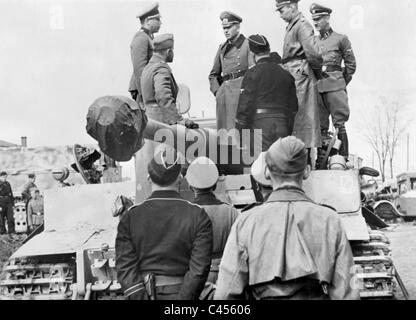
[141,27,154,39]
[149,190,181,199]
[266,186,314,203]
[149,54,166,64]
[194,192,224,206]
[224,34,246,49]
[257,57,272,65]
[320,28,333,40]
[287,12,303,31]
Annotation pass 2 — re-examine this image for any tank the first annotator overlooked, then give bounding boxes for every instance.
[0,95,404,300]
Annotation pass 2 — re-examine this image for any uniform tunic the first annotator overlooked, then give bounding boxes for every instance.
[282,13,323,148]
[21,181,37,203]
[209,34,250,131]
[0,181,14,234]
[316,29,357,130]
[128,28,154,103]
[236,57,299,151]
[194,192,239,283]
[115,190,213,300]
[27,196,44,227]
[214,187,359,300]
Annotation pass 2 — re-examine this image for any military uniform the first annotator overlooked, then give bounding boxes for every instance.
[116,152,213,300]
[214,137,359,300]
[128,28,154,103]
[310,4,357,158]
[236,35,298,152]
[209,12,250,131]
[278,1,323,148]
[0,179,15,234]
[128,2,160,103]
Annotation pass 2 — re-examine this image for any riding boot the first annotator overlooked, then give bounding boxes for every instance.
[337,126,349,159]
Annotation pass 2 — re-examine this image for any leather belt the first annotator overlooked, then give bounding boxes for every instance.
[282,54,306,65]
[256,109,286,116]
[323,65,342,72]
[153,275,184,287]
[222,69,247,81]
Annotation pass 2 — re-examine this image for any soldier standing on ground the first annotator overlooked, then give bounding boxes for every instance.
[0,172,15,236]
[235,34,298,153]
[185,157,239,299]
[310,3,357,160]
[214,136,360,300]
[27,188,44,232]
[128,1,161,103]
[275,0,323,154]
[21,173,37,205]
[209,11,250,133]
[116,149,213,300]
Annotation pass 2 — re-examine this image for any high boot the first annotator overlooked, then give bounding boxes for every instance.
[337,126,349,159]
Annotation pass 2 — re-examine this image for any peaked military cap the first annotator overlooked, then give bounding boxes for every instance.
[310,3,332,19]
[136,1,160,20]
[153,33,174,51]
[248,34,270,55]
[275,0,300,11]
[186,157,219,189]
[251,152,272,187]
[220,11,243,27]
[266,136,307,174]
[148,147,182,186]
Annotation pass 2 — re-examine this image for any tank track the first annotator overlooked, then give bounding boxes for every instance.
[0,256,76,300]
[351,230,395,299]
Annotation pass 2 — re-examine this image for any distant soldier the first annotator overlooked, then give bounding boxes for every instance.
[215,136,359,300]
[21,173,37,204]
[275,0,323,152]
[310,3,357,159]
[185,157,239,296]
[0,171,15,235]
[209,11,250,132]
[128,1,161,103]
[27,188,44,231]
[116,149,213,300]
[235,34,298,152]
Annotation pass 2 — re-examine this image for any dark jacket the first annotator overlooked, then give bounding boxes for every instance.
[21,181,37,202]
[208,34,250,95]
[115,190,213,300]
[0,181,14,205]
[236,57,299,129]
[128,28,154,94]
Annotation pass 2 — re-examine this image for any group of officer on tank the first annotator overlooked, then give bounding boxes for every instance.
[115,0,359,300]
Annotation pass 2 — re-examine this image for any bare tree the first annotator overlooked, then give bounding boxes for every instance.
[361,97,411,182]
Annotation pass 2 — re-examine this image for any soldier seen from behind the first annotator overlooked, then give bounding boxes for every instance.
[310,3,357,161]
[116,147,213,300]
[185,157,239,299]
[235,34,298,153]
[214,136,360,300]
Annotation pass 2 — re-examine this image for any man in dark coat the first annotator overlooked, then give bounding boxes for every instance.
[128,1,161,103]
[236,34,298,153]
[115,148,213,300]
[310,3,357,159]
[0,171,15,235]
[209,11,250,133]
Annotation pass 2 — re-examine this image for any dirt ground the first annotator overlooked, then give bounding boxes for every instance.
[384,222,416,300]
[0,234,26,274]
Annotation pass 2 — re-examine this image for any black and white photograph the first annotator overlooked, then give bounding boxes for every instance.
[1,0,416,307]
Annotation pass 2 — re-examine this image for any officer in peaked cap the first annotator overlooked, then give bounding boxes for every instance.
[209,11,250,138]
[275,0,323,153]
[128,1,162,104]
[186,157,239,299]
[215,136,359,300]
[235,34,298,153]
[310,3,357,162]
[116,150,213,300]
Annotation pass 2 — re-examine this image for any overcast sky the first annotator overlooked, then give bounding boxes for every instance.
[1,0,416,175]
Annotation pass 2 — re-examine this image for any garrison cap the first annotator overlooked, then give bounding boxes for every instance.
[275,0,300,11]
[28,173,36,178]
[0,171,7,177]
[186,157,219,189]
[251,152,272,187]
[153,33,174,51]
[248,34,270,55]
[220,11,243,27]
[148,147,182,187]
[136,1,160,20]
[266,136,307,175]
[310,3,332,19]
